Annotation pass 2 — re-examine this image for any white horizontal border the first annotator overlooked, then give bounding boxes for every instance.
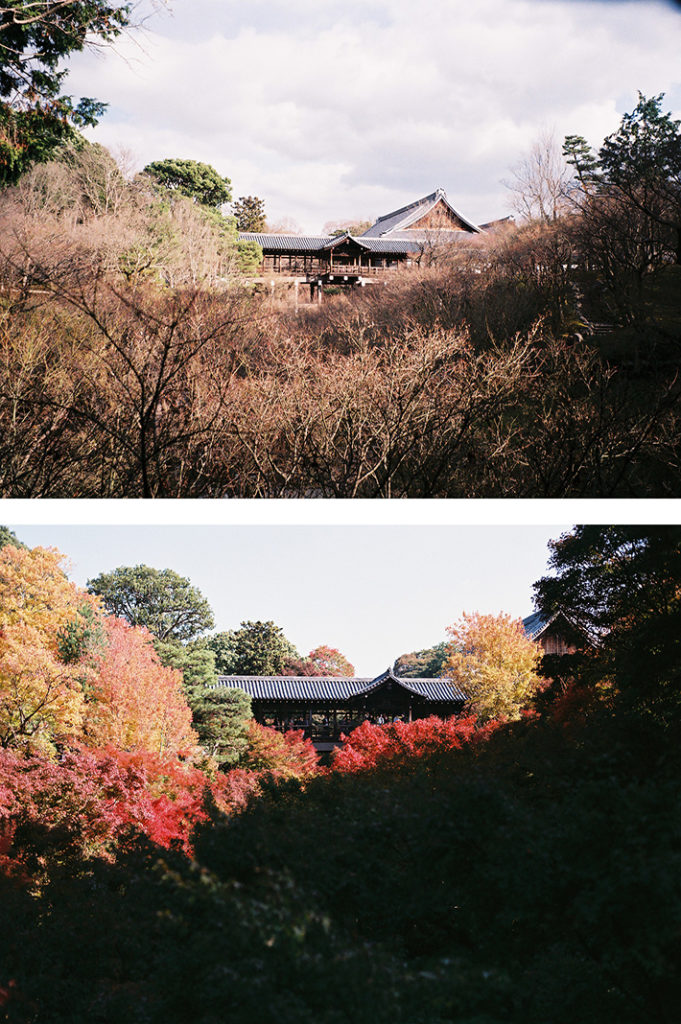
[1,499,679,527]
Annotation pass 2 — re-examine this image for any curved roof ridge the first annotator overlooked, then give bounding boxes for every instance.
[321,233,373,251]
[368,190,441,228]
[360,189,482,238]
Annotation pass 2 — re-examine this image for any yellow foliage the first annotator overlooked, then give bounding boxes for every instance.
[443,612,543,722]
[0,545,100,754]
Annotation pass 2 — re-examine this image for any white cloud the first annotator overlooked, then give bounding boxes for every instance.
[65,0,681,230]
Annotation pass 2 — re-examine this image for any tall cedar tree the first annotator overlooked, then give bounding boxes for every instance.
[233,194,266,232]
[0,1,131,182]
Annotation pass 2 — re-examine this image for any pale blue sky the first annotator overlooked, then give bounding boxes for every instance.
[9,523,569,675]
[62,0,681,231]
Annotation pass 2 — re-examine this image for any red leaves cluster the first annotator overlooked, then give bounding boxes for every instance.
[242,720,320,781]
[282,645,355,677]
[0,744,234,876]
[0,723,320,884]
[331,715,499,774]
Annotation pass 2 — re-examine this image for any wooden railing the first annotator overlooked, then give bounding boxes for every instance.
[261,262,406,277]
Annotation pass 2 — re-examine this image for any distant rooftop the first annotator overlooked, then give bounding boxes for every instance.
[239,188,486,256]
[217,668,467,703]
[360,188,482,238]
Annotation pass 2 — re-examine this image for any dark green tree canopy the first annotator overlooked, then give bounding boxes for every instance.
[207,620,298,676]
[0,1,131,182]
[87,564,215,643]
[187,684,252,769]
[534,526,681,716]
[232,194,266,232]
[143,158,232,208]
[599,93,681,193]
[564,93,681,262]
[393,641,449,678]
[0,524,25,549]
[154,637,217,692]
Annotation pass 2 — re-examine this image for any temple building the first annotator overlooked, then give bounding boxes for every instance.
[239,188,502,297]
[522,611,584,656]
[217,611,585,751]
[217,667,467,750]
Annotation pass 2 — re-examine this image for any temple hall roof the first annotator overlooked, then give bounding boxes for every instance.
[360,188,482,237]
[217,669,467,703]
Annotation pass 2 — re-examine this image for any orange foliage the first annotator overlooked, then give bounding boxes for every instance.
[0,546,100,754]
[86,617,197,756]
[242,720,319,781]
[306,645,355,676]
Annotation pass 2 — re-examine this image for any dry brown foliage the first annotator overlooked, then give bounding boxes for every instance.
[0,173,679,498]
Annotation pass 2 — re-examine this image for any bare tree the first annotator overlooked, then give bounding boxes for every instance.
[503,129,571,223]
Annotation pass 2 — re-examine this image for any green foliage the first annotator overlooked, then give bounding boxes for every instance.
[534,526,681,722]
[186,684,252,768]
[393,640,449,677]
[233,194,266,232]
[599,93,681,192]
[0,101,96,184]
[0,525,24,549]
[565,93,681,264]
[143,158,232,208]
[87,565,215,643]
[208,621,298,676]
[56,602,105,665]
[236,236,263,273]
[0,1,130,183]
[562,133,599,187]
[153,637,217,691]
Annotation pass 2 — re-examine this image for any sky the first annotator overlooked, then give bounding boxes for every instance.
[63,0,681,231]
[9,523,570,676]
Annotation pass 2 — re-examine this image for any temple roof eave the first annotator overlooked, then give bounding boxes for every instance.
[360,189,482,238]
[217,670,467,704]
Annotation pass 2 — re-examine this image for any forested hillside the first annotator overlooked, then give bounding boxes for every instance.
[1,527,679,1023]
[0,67,680,496]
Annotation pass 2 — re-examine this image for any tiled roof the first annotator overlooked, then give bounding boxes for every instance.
[218,676,372,701]
[217,670,467,703]
[522,611,551,640]
[238,233,331,252]
[238,232,423,256]
[378,230,474,245]
[523,610,590,645]
[360,188,481,238]
[400,677,468,702]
